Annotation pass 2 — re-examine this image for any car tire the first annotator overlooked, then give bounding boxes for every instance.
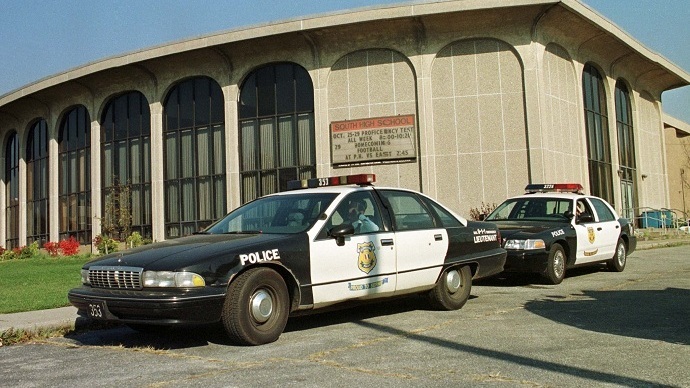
[543,243,566,285]
[606,238,627,272]
[222,267,289,346]
[428,265,472,310]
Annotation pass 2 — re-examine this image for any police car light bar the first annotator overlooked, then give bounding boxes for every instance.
[287,174,376,190]
[525,183,584,194]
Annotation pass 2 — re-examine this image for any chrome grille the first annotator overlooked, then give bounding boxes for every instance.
[88,266,143,289]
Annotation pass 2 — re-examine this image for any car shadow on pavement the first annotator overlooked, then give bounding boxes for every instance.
[65,293,478,349]
[284,293,472,333]
[475,265,606,287]
[66,321,236,349]
[523,288,690,345]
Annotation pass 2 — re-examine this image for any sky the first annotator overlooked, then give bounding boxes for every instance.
[0,0,688,123]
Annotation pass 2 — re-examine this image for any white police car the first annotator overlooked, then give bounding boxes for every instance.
[69,174,506,345]
[484,184,636,284]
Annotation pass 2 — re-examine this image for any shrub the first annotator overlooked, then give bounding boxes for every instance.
[125,231,145,248]
[469,202,498,221]
[43,238,81,257]
[93,235,119,255]
[0,246,13,261]
[0,242,39,261]
[43,241,60,257]
[59,237,80,256]
[18,242,39,260]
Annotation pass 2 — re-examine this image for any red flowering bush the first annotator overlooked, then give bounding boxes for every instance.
[42,237,80,257]
[58,237,80,256]
[43,241,60,257]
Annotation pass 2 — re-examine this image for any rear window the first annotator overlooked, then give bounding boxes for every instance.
[487,198,572,221]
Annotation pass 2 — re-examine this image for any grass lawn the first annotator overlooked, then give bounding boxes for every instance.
[0,255,93,314]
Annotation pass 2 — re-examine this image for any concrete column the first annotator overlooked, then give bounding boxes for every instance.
[224,84,240,212]
[48,131,59,243]
[90,120,101,247]
[0,153,5,246]
[606,76,622,213]
[521,41,546,185]
[18,148,27,247]
[415,52,434,195]
[149,102,165,242]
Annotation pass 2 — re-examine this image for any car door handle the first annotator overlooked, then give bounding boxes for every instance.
[380,239,394,246]
[597,227,602,231]
[434,234,443,241]
[616,225,620,229]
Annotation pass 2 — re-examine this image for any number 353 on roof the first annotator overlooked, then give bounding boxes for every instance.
[330,114,417,167]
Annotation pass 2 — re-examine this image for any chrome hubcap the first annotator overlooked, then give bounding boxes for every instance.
[617,244,626,266]
[554,251,565,279]
[445,269,462,294]
[250,289,273,323]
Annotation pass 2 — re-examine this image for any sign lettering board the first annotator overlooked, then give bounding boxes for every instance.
[330,114,417,167]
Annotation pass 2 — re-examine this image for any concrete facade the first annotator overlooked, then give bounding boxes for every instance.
[664,115,690,220]
[1,0,689,248]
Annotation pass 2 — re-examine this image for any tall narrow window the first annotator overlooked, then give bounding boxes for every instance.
[4,132,19,249]
[27,120,49,245]
[615,81,637,220]
[239,63,316,203]
[582,64,613,204]
[101,92,152,239]
[163,77,226,238]
[58,106,91,244]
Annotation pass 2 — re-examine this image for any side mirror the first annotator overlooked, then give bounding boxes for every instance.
[329,224,355,247]
[564,211,575,220]
[478,214,487,221]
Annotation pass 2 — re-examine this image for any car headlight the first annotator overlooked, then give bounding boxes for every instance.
[504,239,546,250]
[81,269,90,285]
[143,271,206,288]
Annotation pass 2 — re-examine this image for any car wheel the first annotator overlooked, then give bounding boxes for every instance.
[543,243,566,285]
[428,265,472,310]
[222,267,289,346]
[607,238,627,272]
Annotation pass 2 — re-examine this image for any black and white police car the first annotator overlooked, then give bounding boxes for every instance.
[69,174,506,345]
[484,183,637,284]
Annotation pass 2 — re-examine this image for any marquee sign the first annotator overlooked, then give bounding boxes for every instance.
[330,114,417,167]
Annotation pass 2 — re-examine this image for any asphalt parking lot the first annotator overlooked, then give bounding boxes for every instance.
[1,245,688,387]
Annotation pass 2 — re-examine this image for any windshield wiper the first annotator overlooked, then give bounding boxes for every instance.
[222,230,263,234]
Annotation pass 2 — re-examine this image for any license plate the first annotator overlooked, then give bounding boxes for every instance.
[87,300,107,319]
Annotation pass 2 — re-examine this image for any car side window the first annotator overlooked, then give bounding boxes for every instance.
[423,198,463,227]
[589,198,616,222]
[379,190,436,230]
[322,191,382,236]
[575,199,595,223]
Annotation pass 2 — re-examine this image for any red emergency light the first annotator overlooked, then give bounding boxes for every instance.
[525,183,584,194]
[287,174,376,190]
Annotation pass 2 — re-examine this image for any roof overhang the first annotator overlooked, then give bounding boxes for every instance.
[664,114,690,138]
[1,0,689,108]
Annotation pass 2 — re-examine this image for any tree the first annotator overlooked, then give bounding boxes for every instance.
[102,178,132,241]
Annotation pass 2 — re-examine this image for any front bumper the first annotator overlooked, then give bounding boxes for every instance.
[68,286,226,325]
[502,249,549,273]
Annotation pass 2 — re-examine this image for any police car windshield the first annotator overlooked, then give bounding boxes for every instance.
[205,192,339,234]
[486,198,572,222]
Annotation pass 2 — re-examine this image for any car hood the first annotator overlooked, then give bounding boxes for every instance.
[491,220,568,239]
[84,233,289,271]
